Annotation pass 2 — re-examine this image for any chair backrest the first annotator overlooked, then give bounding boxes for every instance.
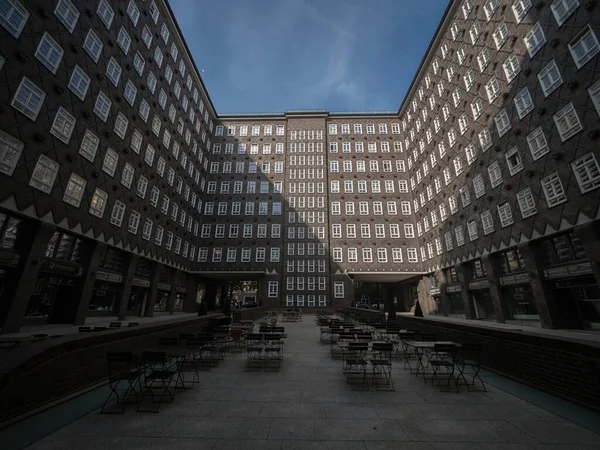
[109,322,122,328]
[231,328,243,340]
[433,343,457,355]
[372,342,394,353]
[461,342,482,362]
[347,342,368,352]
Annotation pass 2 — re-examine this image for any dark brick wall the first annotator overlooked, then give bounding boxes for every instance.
[0,315,214,423]
[389,316,600,412]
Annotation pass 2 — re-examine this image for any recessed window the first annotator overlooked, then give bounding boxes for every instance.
[492,22,509,49]
[110,200,126,227]
[78,129,99,162]
[537,60,563,97]
[477,47,491,72]
[0,0,30,38]
[484,0,499,20]
[89,188,108,218]
[541,172,567,206]
[67,65,90,101]
[497,202,514,228]
[114,112,129,140]
[83,29,103,63]
[149,1,159,23]
[11,77,46,121]
[512,0,532,23]
[467,220,478,241]
[485,77,500,103]
[553,102,582,142]
[54,0,79,33]
[516,187,537,218]
[102,147,119,177]
[503,53,520,83]
[105,57,121,86]
[96,0,114,29]
[124,80,137,106]
[0,129,24,176]
[572,153,600,193]
[142,25,152,48]
[481,209,494,235]
[568,25,600,69]
[494,109,511,137]
[94,91,111,122]
[63,173,86,207]
[551,0,579,26]
[513,87,534,119]
[49,107,76,144]
[147,71,157,93]
[133,51,145,75]
[589,79,600,117]
[34,32,64,74]
[526,127,549,161]
[488,161,503,188]
[126,0,139,25]
[524,22,546,58]
[29,155,59,194]
[139,99,150,122]
[473,174,486,198]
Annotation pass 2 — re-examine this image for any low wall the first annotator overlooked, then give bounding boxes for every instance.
[389,316,600,413]
[0,314,220,424]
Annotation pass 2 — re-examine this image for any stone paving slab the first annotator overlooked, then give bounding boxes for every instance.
[25,314,600,450]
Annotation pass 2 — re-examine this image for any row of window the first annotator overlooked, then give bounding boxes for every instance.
[330,201,411,216]
[209,161,283,174]
[329,141,403,153]
[202,201,282,216]
[199,223,282,239]
[331,223,417,239]
[206,180,283,195]
[329,159,406,173]
[332,247,418,264]
[285,277,331,291]
[330,179,409,194]
[215,124,285,137]
[328,123,399,135]
[285,295,328,307]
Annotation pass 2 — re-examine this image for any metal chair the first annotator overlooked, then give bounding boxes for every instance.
[245,333,264,371]
[456,343,486,391]
[342,342,369,389]
[430,344,459,392]
[370,342,394,391]
[101,352,142,414]
[137,351,177,412]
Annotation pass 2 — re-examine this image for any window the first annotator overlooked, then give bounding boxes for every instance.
[149,1,159,23]
[133,52,145,75]
[1,0,29,38]
[455,225,465,246]
[121,163,134,188]
[514,87,534,119]
[11,77,46,121]
[517,187,537,218]
[102,148,118,176]
[497,202,514,227]
[568,26,600,69]
[68,65,90,101]
[35,32,64,74]
[127,210,140,234]
[93,91,111,122]
[494,109,511,137]
[63,173,86,207]
[589,79,600,118]
[503,53,520,83]
[110,200,126,227]
[50,107,76,144]
[473,174,486,198]
[505,146,523,175]
[467,220,478,241]
[97,0,114,28]
[103,58,122,88]
[493,22,509,49]
[0,129,24,176]
[488,161,503,188]
[124,80,137,106]
[525,127,549,161]
[268,281,278,298]
[538,60,563,96]
[477,47,491,71]
[553,102,582,141]
[83,29,103,62]
[89,188,108,218]
[524,22,546,58]
[484,0,499,20]
[551,0,579,26]
[334,282,344,298]
[512,0,532,23]
[459,186,471,207]
[126,0,139,25]
[541,172,567,206]
[481,209,494,235]
[29,155,59,194]
[572,153,600,193]
[485,78,500,103]
[141,25,152,48]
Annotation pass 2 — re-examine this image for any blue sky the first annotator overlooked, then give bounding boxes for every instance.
[170,0,450,114]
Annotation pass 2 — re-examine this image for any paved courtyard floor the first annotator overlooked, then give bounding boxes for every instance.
[25,316,600,450]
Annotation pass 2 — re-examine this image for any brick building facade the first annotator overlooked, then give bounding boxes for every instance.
[0,0,599,332]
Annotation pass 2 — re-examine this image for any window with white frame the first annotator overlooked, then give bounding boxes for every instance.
[589,79,600,117]
[63,173,86,207]
[488,161,503,188]
[486,77,501,103]
[494,109,511,137]
[67,65,90,101]
[11,77,46,121]
[102,148,118,176]
[526,127,549,161]
[105,57,121,86]
[572,153,600,193]
[29,155,59,194]
[455,225,465,246]
[94,91,111,122]
[477,47,491,72]
[512,0,532,22]
[89,188,108,218]
[524,22,546,57]
[493,22,509,49]
[568,25,600,69]
[467,220,478,241]
[481,208,495,234]
[503,53,520,83]
[0,129,24,176]
[497,202,514,227]
[83,29,103,62]
[459,186,471,207]
[506,146,524,175]
[553,102,582,141]
[114,112,128,140]
[517,187,537,218]
[49,107,76,145]
[551,0,580,26]
[110,200,126,227]
[97,0,114,28]
[1,0,30,38]
[514,87,534,119]
[35,32,64,74]
[541,172,567,206]
[473,174,486,198]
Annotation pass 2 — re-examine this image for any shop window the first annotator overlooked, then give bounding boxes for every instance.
[471,259,488,279]
[499,248,526,275]
[504,285,539,320]
[445,267,459,284]
[100,247,125,273]
[0,213,21,249]
[538,231,587,267]
[44,231,83,263]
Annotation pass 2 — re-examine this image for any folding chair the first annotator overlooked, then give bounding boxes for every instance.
[430,344,459,392]
[229,328,245,353]
[370,342,394,391]
[246,333,264,371]
[456,343,486,392]
[137,351,177,412]
[263,335,283,370]
[342,342,369,389]
[101,352,142,414]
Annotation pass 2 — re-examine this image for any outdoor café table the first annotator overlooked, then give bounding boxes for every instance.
[136,347,195,390]
[403,341,462,379]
